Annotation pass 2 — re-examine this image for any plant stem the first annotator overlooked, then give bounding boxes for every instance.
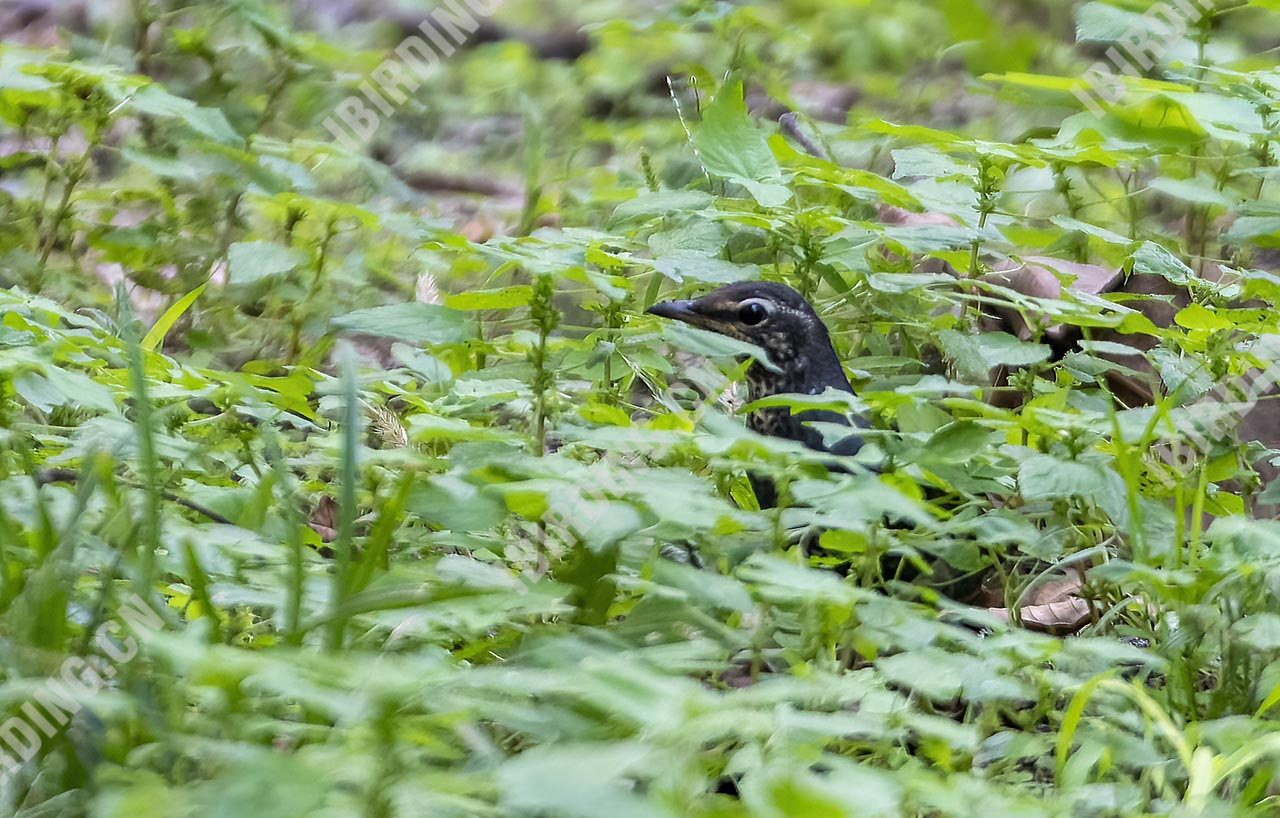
[528,273,559,454]
[31,129,63,245]
[36,136,96,283]
[325,351,360,651]
[126,332,162,599]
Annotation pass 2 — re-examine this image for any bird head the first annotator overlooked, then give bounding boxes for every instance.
[647,279,865,459]
[645,280,835,371]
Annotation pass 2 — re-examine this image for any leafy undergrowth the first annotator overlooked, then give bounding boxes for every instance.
[3,1,1280,816]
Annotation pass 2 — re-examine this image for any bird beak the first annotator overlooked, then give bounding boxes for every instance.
[647,298,722,331]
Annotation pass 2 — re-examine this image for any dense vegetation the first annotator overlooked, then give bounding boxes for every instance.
[3,0,1280,815]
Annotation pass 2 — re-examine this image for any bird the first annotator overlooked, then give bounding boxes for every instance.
[646,280,870,506]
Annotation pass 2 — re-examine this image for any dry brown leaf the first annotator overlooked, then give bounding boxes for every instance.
[876,205,959,228]
[309,496,338,543]
[987,573,1093,634]
[989,598,1093,634]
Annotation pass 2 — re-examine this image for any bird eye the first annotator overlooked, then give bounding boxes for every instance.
[738,301,768,326]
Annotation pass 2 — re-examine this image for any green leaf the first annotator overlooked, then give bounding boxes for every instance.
[938,330,1050,380]
[499,743,671,818]
[1224,213,1280,246]
[608,190,715,226]
[1076,2,1152,43]
[129,85,242,144]
[925,422,996,463]
[648,216,730,257]
[1019,453,1110,500]
[226,241,307,285]
[331,303,476,345]
[1050,215,1134,246]
[142,283,206,352]
[444,286,533,310]
[1173,303,1232,332]
[882,224,986,254]
[13,365,117,413]
[391,344,453,382]
[651,251,760,284]
[569,499,647,552]
[973,332,1053,368]
[1105,94,1209,144]
[742,389,865,416]
[122,147,205,182]
[891,147,976,181]
[1233,614,1280,651]
[937,330,990,382]
[408,475,507,531]
[1150,347,1214,404]
[650,560,753,612]
[744,758,902,818]
[658,322,780,373]
[1130,241,1195,286]
[188,754,330,818]
[0,54,56,93]
[877,649,970,700]
[866,272,954,294]
[693,76,791,207]
[1149,177,1234,209]
[981,71,1092,100]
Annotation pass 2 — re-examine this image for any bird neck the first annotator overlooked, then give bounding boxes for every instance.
[747,336,852,401]
[743,334,860,454]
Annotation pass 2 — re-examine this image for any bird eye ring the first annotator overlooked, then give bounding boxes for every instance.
[738,301,768,326]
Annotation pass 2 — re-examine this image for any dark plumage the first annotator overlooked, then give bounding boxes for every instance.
[647,281,869,504]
